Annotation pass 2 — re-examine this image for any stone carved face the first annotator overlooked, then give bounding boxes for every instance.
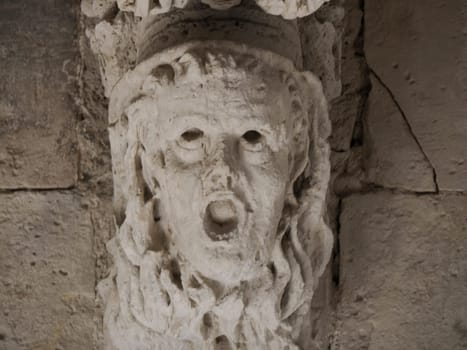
[135,66,304,283]
[104,47,332,350]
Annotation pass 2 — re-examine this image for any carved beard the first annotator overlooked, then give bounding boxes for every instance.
[100,189,312,350]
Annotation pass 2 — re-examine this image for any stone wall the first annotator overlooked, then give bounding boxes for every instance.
[0,1,113,349]
[333,1,467,349]
[0,1,466,349]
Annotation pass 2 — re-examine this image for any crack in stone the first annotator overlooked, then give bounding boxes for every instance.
[332,198,342,288]
[369,69,440,193]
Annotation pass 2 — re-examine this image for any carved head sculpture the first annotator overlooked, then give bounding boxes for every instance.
[101,42,332,350]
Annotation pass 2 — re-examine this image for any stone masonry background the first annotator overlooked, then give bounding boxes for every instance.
[0,0,466,349]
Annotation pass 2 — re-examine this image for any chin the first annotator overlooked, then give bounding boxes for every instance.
[196,249,265,284]
[173,228,263,284]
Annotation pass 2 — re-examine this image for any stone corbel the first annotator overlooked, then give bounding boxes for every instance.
[84,1,336,349]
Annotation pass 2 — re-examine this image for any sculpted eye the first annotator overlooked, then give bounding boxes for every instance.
[240,130,264,152]
[242,130,262,143]
[181,128,204,142]
[178,128,205,150]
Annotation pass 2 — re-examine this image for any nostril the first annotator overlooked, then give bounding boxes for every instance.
[204,159,237,190]
[208,171,233,185]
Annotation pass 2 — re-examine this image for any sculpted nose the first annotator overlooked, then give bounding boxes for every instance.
[204,142,237,191]
[208,164,233,189]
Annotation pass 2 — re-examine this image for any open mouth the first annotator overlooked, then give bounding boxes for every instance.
[204,199,239,241]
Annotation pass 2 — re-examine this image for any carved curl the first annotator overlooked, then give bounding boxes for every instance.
[101,42,332,350]
[111,0,330,19]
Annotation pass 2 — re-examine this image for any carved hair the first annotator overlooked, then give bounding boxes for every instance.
[101,44,332,350]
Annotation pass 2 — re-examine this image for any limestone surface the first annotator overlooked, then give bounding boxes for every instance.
[364,75,436,192]
[299,3,345,101]
[365,0,467,191]
[0,0,79,189]
[336,192,467,350]
[327,0,367,153]
[0,192,95,349]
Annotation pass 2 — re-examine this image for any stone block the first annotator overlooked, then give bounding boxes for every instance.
[364,75,436,192]
[336,192,467,350]
[0,0,79,189]
[0,192,95,349]
[365,0,467,191]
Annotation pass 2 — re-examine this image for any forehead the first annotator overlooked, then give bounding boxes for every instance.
[153,70,292,129]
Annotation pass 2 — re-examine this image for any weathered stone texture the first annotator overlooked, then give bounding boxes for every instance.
[365,0,467,191]
[82,0,331,19]
[336,192,467,350]
[0,192,95,350]
[364,75,436,192]
[326,0,368,152]
[329,95,360,152]
[299,1,345,101]
[78,14,114,198]
[308,2,368,347]
[0,0,79,189]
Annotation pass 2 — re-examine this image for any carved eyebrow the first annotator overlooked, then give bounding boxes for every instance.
[122,96,156,125]
[170,114,210,125]
[232,115,274,133]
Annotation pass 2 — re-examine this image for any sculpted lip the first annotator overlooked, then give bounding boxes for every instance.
[203,196,244,241]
